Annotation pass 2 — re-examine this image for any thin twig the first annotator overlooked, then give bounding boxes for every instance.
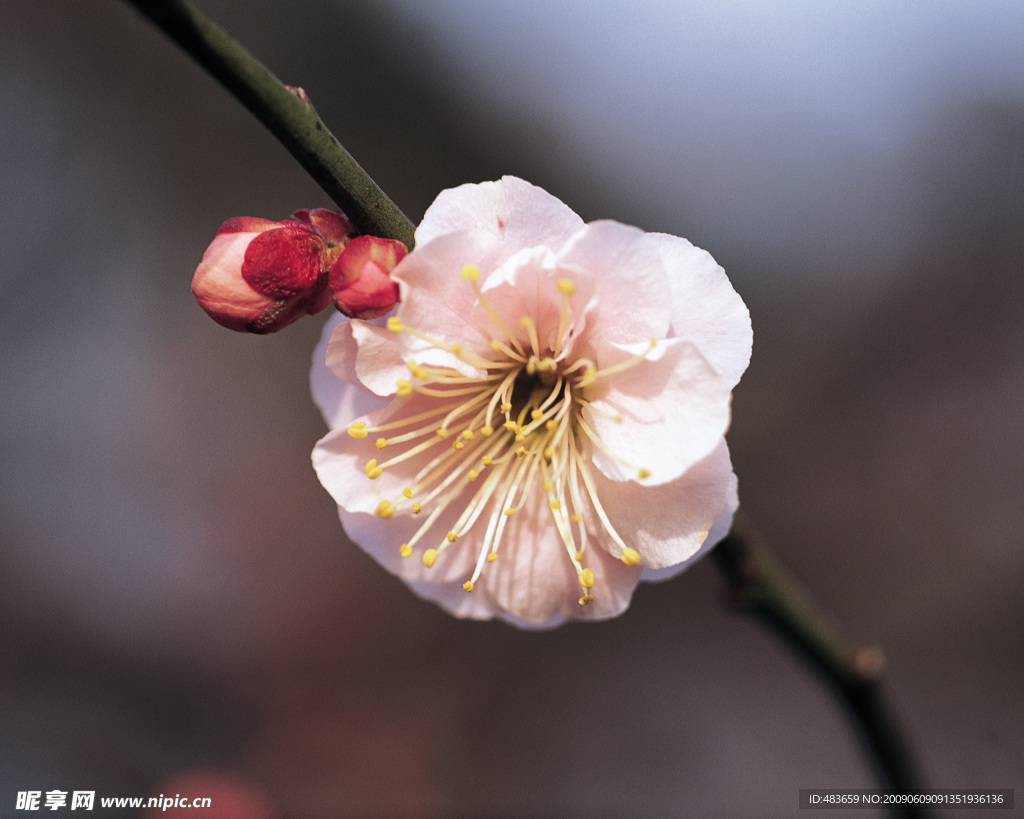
[124,0,416,249]
[712,512,932,818]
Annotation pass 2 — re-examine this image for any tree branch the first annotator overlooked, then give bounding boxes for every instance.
[123,0,416,249]
[712,513,932,818]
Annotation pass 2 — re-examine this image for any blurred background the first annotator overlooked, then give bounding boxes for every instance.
[2,1,1022,816]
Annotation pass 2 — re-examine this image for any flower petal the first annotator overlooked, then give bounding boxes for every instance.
[557,220,672,345]
[593,437,737,570]
[477,485,641,625]
[416,176,585,252]
[310,315,388,427]
[393,228,512,359]
[646,233,752,389]
[582,338,731,485]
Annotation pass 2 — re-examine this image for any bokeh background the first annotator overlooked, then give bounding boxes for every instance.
[2,1,1022,816]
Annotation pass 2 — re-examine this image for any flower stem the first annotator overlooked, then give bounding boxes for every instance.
[123,0,416,249]
[712,513,932,818]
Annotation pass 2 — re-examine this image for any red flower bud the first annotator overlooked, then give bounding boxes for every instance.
[329,235,406,319]
[192,211,353,334]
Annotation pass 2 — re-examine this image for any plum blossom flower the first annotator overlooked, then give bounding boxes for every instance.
[311,177,751,627]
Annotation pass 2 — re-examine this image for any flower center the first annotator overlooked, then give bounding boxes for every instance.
[347,265,652,607]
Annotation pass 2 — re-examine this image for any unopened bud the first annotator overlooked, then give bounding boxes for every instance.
[191,211,353,334]
[329,235,406,319]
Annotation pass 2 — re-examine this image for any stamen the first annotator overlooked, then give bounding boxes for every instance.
[519,315,541,356]
[554,278,575,358]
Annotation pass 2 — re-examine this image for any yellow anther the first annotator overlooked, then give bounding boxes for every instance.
[399,543,412,558]
[549,500,561,510]
[423,549,437,568]
[575,550,585,561]
[570,514,583,524]
[519,316,533,328]
[347,422,368,439]
[451,344,463,355]
[481,425,494,436]
[621,547,642,567]
[489,340,502,352]
[504,507,516,516]
[412,503,422,514]
[482,456,493,466]
[543,446,555,460]
[637,468,652,479]
[436,428,450,439]
[500,402,512,413]
[531,410,544,421]
[581,365,597,386]
[447,531,459,543]
[375,500,394,519]
[461,264,480,281]
[452,440,465,450]
[462,429,474,440]
[545,420,558,431]
[376,437,388,449]
[487,552,498,562]
[542,481,553,491]
[402,487,413,498]
[503,420,518,432]
[468,470,480,481]
[386,317,404,333]
[515,446,527,458]
[396,379,412,396]
[557,278,576,296]
[515,433,526,443]
[364,459,383,479]
[579,568,595,589]
[462,580,475,592]
[407,361,429,379]
[578,594,595,606]
[649,339,657,348]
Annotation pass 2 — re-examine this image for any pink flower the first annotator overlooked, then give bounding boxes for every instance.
[311,177,751,627]
[192,209,351,334]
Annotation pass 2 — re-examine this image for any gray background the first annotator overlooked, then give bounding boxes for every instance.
[2,1,1022,816]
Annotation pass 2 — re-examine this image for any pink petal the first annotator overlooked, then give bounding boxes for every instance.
[646,233,752,389]
[593,437,737,570]
[475,485,641,625]
[392,228,512,358]
[323,318,408,398]
[416,176,585,253]
[310,314,389,428]
[582,338,731,485]
[557,221,672,345]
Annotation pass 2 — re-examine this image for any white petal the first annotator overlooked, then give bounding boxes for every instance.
[592,437,737,571]
[582,338,731,485]
[647,233,752,389]
[416,176,584,252]
[557,221,672,345]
